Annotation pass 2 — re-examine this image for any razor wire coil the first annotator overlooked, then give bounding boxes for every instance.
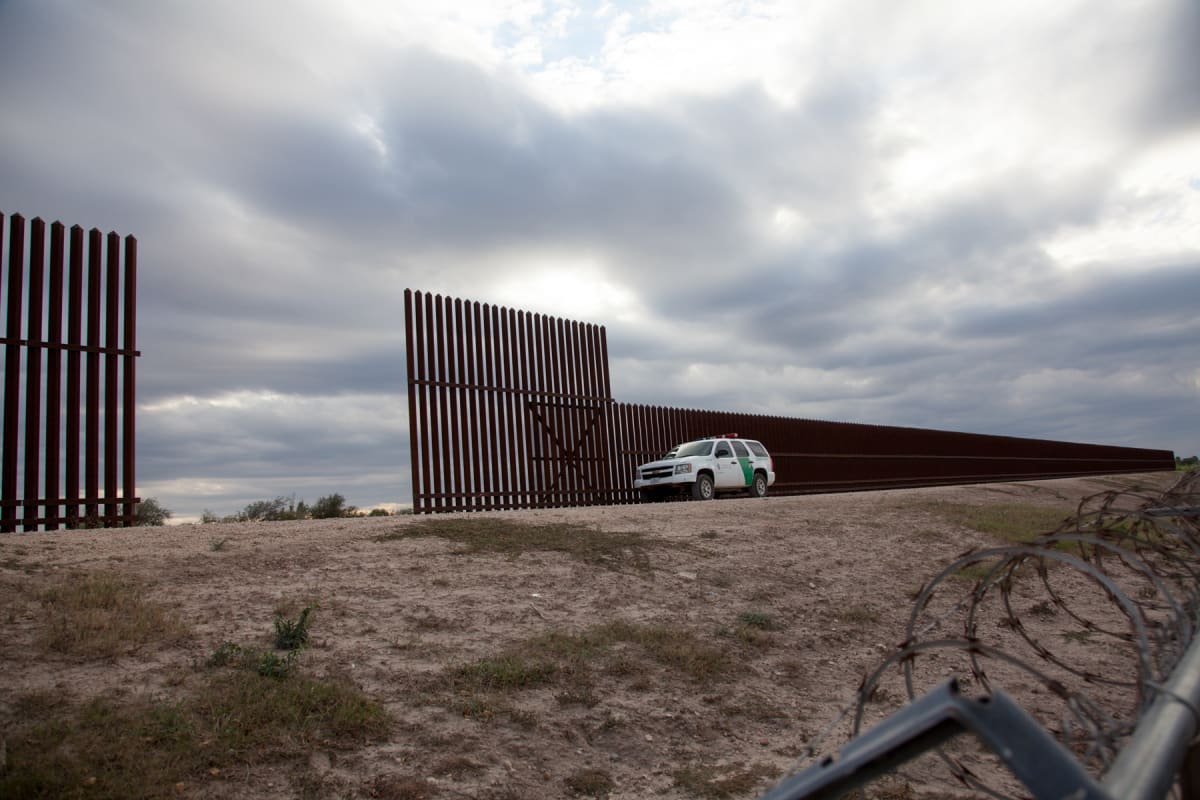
[793,470,1200,798]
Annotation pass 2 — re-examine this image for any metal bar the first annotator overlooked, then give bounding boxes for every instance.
[449,298,466,513]
[1103,637,1200,800]
[23,219,46,530]
[0,338,139,355]
[582,324,601,501]
[497,304,514,509]
[511,308,528,509]
[412,291,430,513]
[84,228,101,523]
[471,300,487,510]
[568,321,584,502]
[587,324,612,500]
[403,290,421,513]
[560,318,577,504]
[65,226,83,527]
[503,305,522,509]
[104,231,119,523]
[121,234,136,527]
[759,680,1109,800]
[483,304,500,510]
[438,296,454,513]
[580,323,598,501]
[2,213,23,532]
[518,311,535,508]
[45,223,64,530]
[525,310,545,507]
[543,315,560,506]
[439,295,458,512]
[423,293,441,511]
[466,299,483,511]
[484,303,499,510]
[534,313,552,507]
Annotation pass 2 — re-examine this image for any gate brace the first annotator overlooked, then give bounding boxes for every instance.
[758,679,1109,800]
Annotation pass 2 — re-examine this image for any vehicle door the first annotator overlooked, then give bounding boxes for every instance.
[712,440,744,489]
[730,439,755,486]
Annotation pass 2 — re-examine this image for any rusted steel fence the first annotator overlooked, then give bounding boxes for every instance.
[405,289,614,513]
[1,212,139,531]
[404,289,1174,513]
[610,405,1174,498]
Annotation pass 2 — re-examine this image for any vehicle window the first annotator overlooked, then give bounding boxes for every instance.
[715,444,732,458]
[731,440,749,457]
[674,441,713,458]
[747,441,768,457]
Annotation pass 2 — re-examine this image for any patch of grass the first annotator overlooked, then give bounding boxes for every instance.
[436,620,734,721]
[205,640,243,668]
[720,693,789,722]
[201,668,390,747]
[912,528,946,542]
[208,536,231,552]
[38,570,189,658]
[430,756,484,778]
[672,762,779,799]
[0,670,388,800]
[1062,630,1094,644]
[950,559,1002,584]
[205,639,302,680]
[838,605,881,626]
[609,621,732,681]
[379,518,665,569]
[737,611,780,630]
[450,655,559,692]
[565,768,615,797]
[254,648,301,679]
[907,500,1071,544]
[408,612,461,631]
[708,571,735,589]
[364,774,434,800]
[1028,600,1057,618]
[727,611,781,647]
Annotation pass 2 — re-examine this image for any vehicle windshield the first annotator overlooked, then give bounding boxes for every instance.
[670,441,713,458]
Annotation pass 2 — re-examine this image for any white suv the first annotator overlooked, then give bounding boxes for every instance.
[634,435,776,501]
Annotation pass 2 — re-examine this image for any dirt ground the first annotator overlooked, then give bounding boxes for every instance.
[0,471,1186,799]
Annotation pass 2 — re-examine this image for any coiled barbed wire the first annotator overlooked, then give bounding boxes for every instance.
[796,470,1200,798]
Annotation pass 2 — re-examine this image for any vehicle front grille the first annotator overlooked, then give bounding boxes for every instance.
[641,466,674,480]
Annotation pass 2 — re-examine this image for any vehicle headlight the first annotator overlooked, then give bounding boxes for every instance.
[674,464,692,474]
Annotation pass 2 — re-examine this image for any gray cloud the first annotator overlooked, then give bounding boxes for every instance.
[1,1,1195,521]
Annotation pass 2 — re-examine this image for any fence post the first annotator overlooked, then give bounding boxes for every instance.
[2,213,24,533]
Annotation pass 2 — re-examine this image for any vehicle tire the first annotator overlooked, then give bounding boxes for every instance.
[691,473,715,501]
[749,472,768,498]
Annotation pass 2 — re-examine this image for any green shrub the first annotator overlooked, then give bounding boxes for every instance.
[274,604,316,650]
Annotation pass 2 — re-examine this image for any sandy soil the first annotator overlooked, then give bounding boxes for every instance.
[0,472,1184,799]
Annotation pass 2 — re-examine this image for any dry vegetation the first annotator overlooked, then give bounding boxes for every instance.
[0,472,1180,800]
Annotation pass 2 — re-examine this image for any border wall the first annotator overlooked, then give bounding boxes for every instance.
[404,289,1173,513]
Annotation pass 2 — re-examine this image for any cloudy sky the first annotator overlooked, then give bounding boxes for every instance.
[1,0,1197,522]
